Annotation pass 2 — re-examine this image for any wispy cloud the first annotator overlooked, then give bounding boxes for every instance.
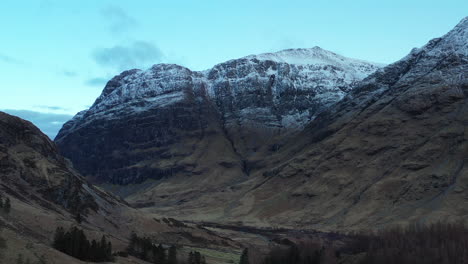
[270,36,306,52]
[0,53,23,65]
[61,70,78,77]
[85,77,108,87]
[92,41,164,71]
[2,109,73,139]
[39,0,56,9]
[34,105,70,112]
[101,5,138,34]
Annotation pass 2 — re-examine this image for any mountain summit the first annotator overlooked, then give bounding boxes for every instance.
[246,46,383,74]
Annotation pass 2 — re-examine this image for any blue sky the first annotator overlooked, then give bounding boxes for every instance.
[0,0,466,138]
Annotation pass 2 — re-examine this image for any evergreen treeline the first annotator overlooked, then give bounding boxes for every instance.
[125,232,210,264]
[259,222,468,264]
[262,244,325,264]
[127,232,177,264]
[355,222,468,264]
[52,226,113,262]
[0,193,11,214]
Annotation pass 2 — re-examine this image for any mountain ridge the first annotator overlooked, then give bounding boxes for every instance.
[57,46,382,138]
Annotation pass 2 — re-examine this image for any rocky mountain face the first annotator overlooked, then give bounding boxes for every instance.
[55,48,380,190]
[222,17,468,230]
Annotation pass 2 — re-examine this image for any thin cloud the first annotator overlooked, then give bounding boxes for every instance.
[91,41,164,71]
[0,53,23,65]
[101,5,138,34]
[34,105,70,112]
[61,70,78,77]
[2,109,73,139]
[85,77,108,87]
[39,0,56,9]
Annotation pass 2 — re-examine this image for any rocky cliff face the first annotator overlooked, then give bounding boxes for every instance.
[55,47,381,187]
[208,47,380,130]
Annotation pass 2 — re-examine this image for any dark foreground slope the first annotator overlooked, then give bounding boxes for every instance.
[0,112,238,263]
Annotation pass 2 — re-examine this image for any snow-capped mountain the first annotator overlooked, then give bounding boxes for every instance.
[207,47,381,130]
[55,47,381,185]
[54,18,468,229]
[59,47,381,134]
[246,47,383,76]
[352,16,467,98]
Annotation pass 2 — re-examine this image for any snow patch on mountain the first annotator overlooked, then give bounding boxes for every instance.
[246,47,384,74]
[61,47,383,136]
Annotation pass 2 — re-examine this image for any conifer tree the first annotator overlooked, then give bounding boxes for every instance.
[239,248,249,264]
[195,251,202,264]
[36,255,47,264]
[90,239,98,261]
[168,245,177,264]
[99,235,108,262]
[286,245,300,264]
[128,232,138,254]
[106,241,113,262]
[75,213,82,224]
[0,224,6,260]
[4,198,11,214]
[52,226,113,262]
[0,230,6,251]
[52,227,65,252]
[188,252,195,264]
[157,244,166,264]
[16,253,24,264]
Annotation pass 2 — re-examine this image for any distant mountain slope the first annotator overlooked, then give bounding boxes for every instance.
[223,17,468,230]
